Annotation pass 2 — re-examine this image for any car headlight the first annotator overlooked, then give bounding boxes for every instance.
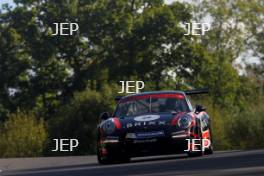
[102,120,116,134]
[178,114,192,129]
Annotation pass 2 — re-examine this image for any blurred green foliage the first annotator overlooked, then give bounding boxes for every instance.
[0,111,47,157]
[45,85,116,155]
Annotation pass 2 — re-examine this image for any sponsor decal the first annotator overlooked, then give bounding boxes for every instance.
[134,115,160,122]
[126,121,167,128]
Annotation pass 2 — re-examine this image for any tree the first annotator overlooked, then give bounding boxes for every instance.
[46,85,116,155]
[0,14,31,120]
[190,0,264,108]
[0,111,47,157]
[0,0,199,115]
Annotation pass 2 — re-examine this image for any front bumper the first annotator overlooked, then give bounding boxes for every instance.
[102,132,190,157]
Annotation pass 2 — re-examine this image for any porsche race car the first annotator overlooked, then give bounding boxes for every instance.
[97,89,213,164]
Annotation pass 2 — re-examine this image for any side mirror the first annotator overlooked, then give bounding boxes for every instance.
[195,105,206,114]
[100,112,110,120]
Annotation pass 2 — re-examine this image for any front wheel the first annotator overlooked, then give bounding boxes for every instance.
[97,149,131,164]
[97,140,131,164]
[97,142,113,164]
[204,144,213,155]
[119,153,131,163]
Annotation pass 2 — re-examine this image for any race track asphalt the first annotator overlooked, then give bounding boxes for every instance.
[1,150,264,176]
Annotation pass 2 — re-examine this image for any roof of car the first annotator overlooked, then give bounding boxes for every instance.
[121,91,186,99]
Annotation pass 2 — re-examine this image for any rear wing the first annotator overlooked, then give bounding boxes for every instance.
[114,88,209,101]
[115,96,123,102]
[184,88,209,95]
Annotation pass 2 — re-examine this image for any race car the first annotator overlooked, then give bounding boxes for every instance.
[97,89,213,164]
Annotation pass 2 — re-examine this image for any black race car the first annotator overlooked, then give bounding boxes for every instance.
[97,89,213,164]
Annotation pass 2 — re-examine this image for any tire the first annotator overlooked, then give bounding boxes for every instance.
[97,145,113,164]
[118,154,131,163]
[97,138,114,164]
[205,144,213,155]
[97,149,130,164]
[97,139,130,164]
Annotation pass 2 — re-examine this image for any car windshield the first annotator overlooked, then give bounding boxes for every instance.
[115,94,190,118]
